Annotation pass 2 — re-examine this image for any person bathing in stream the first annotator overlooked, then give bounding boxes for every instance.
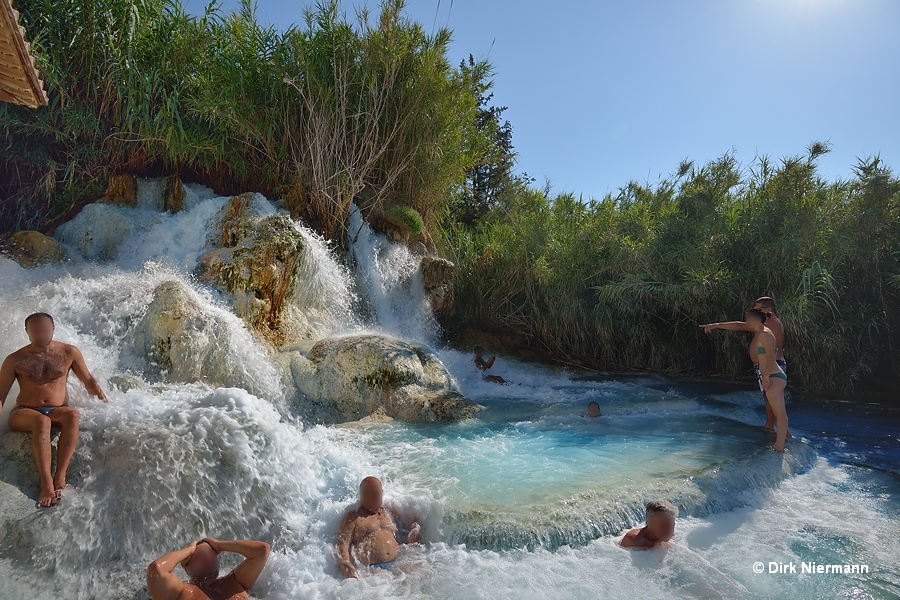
[473,346,507,384]
[703,308,790,452]
[336,476,422,577]
[620,499,677,549]
[0,312,107,507]
[585,401,601,418]
[147,537,270,600]
[700,297,790,438]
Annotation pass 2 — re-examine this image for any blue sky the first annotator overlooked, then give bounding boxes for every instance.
[188,0,900,199]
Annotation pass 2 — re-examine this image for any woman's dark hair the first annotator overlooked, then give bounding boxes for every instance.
[755,296,776,313]
[588,401,600,409]
[745,308,768,323]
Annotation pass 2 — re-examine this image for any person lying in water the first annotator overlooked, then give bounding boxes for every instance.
[620,499,677,549]
[586,401,601,418]
[700,297,790,437]
[473,346,506,384]
[336,476,422,577]
[146,537,271,600]
[0,312,107,507]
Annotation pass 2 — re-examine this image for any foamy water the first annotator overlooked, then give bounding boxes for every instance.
[0,181,896,599]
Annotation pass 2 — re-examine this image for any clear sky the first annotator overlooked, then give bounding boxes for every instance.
[187,0,900,199]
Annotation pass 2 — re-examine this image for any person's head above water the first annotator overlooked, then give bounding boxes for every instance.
[359,476,384,513]
[645,499,677,542]
[24,312,55,347]
[586,401,601,418]
[182,540,219,582]
[473,346,485,358]
[754,296,777,316]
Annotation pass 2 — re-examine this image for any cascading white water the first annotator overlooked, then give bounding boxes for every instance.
[347,205,440,344]
[289,224,359,338]
[0,179,897,599]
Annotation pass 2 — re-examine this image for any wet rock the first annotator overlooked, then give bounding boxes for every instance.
[278,334,480,424]
[199,197,310,346]
[131,280,237,386]
[0,231,68,267]
[101,173,138,207]
[218,193,260,247]
[54,203,135,260]
[421,256,455,315]
[0,430,61,519]
[107,373,149,393]
[164,174,184,213]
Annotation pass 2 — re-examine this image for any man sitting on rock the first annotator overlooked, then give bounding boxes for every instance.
[0,312,107,507]
[473,346,507,384]
[147,537,270,600]
[620,499,677,549]
[336,476,422,577]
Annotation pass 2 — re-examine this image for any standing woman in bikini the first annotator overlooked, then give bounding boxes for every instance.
[744,308,789,452]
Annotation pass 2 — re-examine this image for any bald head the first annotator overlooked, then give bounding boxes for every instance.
[359,476,383,513]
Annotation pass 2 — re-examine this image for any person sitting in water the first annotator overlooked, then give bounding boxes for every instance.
[620,499,677,549]
[0,312,108,507]
[473,346,506,384]
[585,401,601,418]
[336,476,422,578]
[147,537,271,600]
[699,296,790,438]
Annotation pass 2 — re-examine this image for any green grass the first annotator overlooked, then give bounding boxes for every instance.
[382,205,425,236]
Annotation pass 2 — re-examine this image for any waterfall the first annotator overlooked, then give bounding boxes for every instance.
[54,181,436,344]
[347,205,440,344]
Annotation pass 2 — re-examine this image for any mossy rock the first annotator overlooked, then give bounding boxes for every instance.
[381,205,424,238]
[284,334,481,423]
[198,209,310,346]
[0,231,69,267]
[102,173,138,207]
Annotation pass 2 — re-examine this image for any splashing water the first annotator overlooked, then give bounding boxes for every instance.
[289,224,359,339]
[0,181,897,599]
[347,205,439,344]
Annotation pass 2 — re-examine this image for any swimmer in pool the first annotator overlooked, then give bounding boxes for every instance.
[700,296,790,437]
[147,537,271,600]
[336,476,422,578]
[473,346,507,384]
[0,312,108,507]
[586,401,601,418]
[620,499,677,549]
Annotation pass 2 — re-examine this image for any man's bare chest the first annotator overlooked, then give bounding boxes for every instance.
[16,351,70,385]
[353,514,396,539]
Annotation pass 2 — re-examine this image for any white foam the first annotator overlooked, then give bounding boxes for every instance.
[347,205,438,344]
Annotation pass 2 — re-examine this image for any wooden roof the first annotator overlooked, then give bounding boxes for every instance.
[0,0,47,108]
